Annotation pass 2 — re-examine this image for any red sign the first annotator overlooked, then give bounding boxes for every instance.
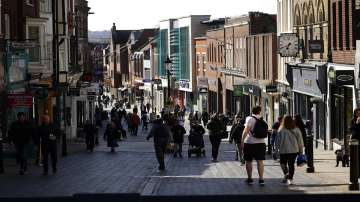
[7,93,33,108]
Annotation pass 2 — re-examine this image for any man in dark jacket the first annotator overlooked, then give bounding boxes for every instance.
[83,120,96,152]
[8,112,34,175]
[229,115,245,164]
[207,114,225,162]
[38,115,59,175]
[171,121,186,158]
[201,111,209,126]
[147,118,171,171]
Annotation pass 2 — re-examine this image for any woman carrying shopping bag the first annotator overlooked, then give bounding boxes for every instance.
[275,115,304,185]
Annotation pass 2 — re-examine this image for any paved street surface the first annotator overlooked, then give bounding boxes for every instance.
[0,117,355,197]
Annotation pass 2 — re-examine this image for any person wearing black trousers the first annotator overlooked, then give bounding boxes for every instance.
[207,114,225,162]
[350,108,360,176]
[84,120,96,152]
[38,115,60,175]
[8,112,34,175]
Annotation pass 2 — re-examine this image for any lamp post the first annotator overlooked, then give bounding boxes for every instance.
[59,71,68,157]
[164,55,172,110]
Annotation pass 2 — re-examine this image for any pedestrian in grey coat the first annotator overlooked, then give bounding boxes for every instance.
[275,115,304,185]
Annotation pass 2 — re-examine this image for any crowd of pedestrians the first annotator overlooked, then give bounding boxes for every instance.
[6,95,341,187]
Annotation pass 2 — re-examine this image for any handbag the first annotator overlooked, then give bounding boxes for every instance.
[296,154,307,167]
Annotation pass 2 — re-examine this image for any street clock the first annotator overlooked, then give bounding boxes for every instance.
[279,33,299,57]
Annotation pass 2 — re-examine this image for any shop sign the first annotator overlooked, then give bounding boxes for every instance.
[7,93,33,108]
[197,77,208,87]
[233,85,243,97]
[355,41,360,89]
[199,87,208,93]
[266,85,278,93]
[336,70,354,86]
[179,80,190,89]
[152,79,162,85]
[308,40,324,53]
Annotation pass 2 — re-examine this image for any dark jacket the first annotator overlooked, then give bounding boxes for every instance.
[104,124,118,147]
[172,124,186,143]
[84,123,96,136]
[207,118,225,137]
[201,112,209,122]
[351,118,360,140]
[147,119,171,144]
[8,120,34,146]
[230,122,245,143]
[38,123,59,147]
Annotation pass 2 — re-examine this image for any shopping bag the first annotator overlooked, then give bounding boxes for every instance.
[296,154,307,167]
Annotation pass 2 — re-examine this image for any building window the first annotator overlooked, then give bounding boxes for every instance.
[28,26,41,63]
[338,1,343,50]
[332,2,337,50]
[345,0,350,50]
[4,14,10,40]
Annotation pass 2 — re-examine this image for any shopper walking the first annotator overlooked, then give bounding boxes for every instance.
[147,118,171,172]
[350,108,360,175]
[8,112,34,175]
[229,115,245,164]
[241,106,268,186]
[207,114,225,162]
[294,114,307,148]
[171,120,186,158]
[275,115,304,185]
[104,120,119,153]
[83,120,96,152]
[38,115,59,175]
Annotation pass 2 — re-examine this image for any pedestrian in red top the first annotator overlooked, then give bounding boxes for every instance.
[130,107,140,136]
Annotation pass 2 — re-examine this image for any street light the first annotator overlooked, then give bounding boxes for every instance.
[164,55,172,109]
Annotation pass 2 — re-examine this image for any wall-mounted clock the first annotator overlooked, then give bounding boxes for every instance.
[279,33,299,57]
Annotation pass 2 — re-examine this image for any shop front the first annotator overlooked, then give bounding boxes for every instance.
[274,83,293,118]
[197,77,208,114]
[287,62,327,149]
[327,64,355,150]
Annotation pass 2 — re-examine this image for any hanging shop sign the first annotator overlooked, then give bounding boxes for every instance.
[308,40,324,53]
[233,85,244,97]
[152,79,162,85]
[335,70,354,86]
[199,87,208,93]
[266,85,278,93]
[7,93,33,108]
[179,80,190,90]
[197,77,208,87]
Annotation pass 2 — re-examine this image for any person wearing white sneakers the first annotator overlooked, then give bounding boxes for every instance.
[275,115,304,185]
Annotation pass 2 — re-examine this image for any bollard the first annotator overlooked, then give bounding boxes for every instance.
[61,131,67,157]
[306,135,315,173]
[267,130,272,155]
[95,127,99,145]
[0,136,4,174]
[349,139,359,191]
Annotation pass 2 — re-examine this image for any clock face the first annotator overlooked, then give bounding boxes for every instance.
[279,33,299,57]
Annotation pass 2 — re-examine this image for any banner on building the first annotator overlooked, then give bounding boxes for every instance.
[7,93,33,108]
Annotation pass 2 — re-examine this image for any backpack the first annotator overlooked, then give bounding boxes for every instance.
[250,116,268,139]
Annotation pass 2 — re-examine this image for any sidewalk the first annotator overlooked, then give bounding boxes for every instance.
[0,118,357,197]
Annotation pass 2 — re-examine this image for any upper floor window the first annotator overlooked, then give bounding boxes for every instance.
[28,26,40,63]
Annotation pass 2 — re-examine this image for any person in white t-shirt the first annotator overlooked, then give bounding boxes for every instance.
[241,106,267,186]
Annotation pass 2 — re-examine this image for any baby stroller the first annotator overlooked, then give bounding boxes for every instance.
[188,129,205,157]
